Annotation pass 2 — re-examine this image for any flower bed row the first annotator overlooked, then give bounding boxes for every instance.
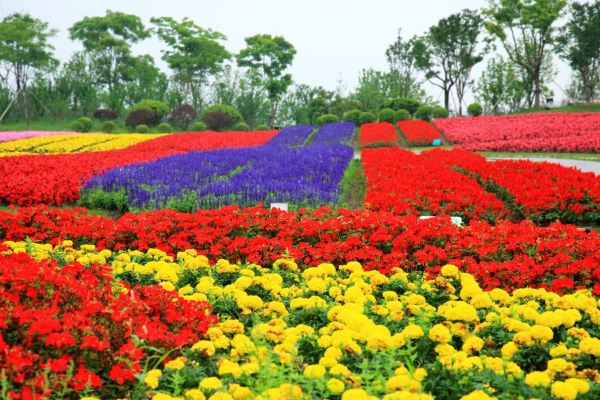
[423,149,600,225]
[362,148,508,223]
[1,206,600,294]
[0,131,277,206]
[359,122,398,147]
[2,243,600,399]
[435,113,600,152]
[397,121,443,146]
[311,122,355,145]
[0,130,77,143]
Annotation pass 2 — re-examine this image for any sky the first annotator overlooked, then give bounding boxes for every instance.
[1,0,575,108]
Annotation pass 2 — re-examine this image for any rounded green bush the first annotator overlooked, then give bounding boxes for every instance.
[378,108,395,123]
[157,122,173,133]
[192,121,208,132]
[130,100,170,119]
[255,124,270,131]
[101,121,116,133]
[343,110,362,125]
[71,121,83,132]
[432,106,449,119]
[359,111,377,125]
[234,122,250,131]
[467,102,483,117]
[73,117,93,133]
[135,124,150,133]
[201,104,243,131]
[316,114,340,126]
[415,105,434,121]
[394,109,411,121]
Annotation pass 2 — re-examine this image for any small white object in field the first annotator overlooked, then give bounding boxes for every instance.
[271,203,288,211]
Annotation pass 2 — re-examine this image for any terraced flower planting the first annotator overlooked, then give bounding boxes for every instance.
[359,122,398,147]
[398,120,443,146]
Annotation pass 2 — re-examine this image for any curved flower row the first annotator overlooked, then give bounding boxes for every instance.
[2,243,600,399]
[0,131,77,143]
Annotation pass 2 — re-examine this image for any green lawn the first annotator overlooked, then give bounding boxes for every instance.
[0,116,170,134]
[516,103,600,114]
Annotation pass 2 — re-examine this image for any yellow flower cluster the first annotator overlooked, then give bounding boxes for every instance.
[5,241,600,400]
[0,133,164,155]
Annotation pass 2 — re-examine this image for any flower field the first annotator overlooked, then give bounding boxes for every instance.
[0,130,77,143]
[435,113,600,152]
[2,116,600,399]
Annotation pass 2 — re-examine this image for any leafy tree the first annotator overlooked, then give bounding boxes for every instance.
[151,17,230,108]
[385,29,425,99]
[280,84,336,125]
[556,0,600,102]
[237,34,296,127]
[122,55,169,107]
[351,68,394,112]
[69,10,150,111]
[411,9,484,114]
[484,0,567,108]
[61,52,100,115]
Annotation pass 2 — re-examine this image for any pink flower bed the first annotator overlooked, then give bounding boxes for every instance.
[0,131,77,143]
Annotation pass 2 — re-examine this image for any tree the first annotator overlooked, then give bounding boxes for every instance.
[0,13,57,119]
[151,17,230,109]
[556,0,600,102]
[411,9,484,114]
[122,55,169,107]
[485,0,567,108]
[69,10,150,111]
[351,68,396,112]
[385,29,425,100]
[237,34,296,127]
[280,84,336,125]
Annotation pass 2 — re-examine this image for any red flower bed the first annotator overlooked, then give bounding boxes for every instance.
[0,251,216,399]
[435,113,600,152]
[398,120,443,146]
[0,131,277,206]
[359,122,397,146]
[1,206,599,294]
[362,148,508,222]
[422,148,600,225]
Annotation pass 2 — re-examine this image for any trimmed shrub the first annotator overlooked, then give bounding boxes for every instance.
[126,109,157,127]
[467,102,483,117]
[256,124,270,131]
[92,108,119,120]
[130,100,170,119]
[135,124,150,133]
[101,120,116,133]
[432,106,449,118]
[385,97,421,115]
[359,111,377,125]
[234,122,250,131]
[415,105,434,121]
[157,122,173,133]
[343,109,362,125]
[378,108,395,123]
[394,109,411,121]
[316,114,340,126]
[72,117,93,133]
[192,121,208,132]
[201,104,243,131]
[169,104,197,130]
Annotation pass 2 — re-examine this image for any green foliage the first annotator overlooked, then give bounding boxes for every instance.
[157,122,173,133]
[467,102,483,116]
[71,120,83,132]
[378,108,395,123]
[316,114,339,126]
[234,122,250,131]
[415,105,434,121]
[256,124,270,131]
[394,109,411,121]
[135,124,149,133]
[359,111,377,124]
[201,104,243,131]
[192,121,208,132]
[72,117,93,132]
[78,188,129,212]
[343,109,362,125]
[385,31,427,100]
[130,99,169,119]
[101,120,116,133]
[93,108,119,120]
[431,106,449,118]
[388,97,421,115]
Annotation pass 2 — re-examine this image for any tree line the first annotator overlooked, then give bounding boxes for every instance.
[0,0,598,129]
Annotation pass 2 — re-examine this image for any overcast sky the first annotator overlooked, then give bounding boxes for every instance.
[1,0,575,107]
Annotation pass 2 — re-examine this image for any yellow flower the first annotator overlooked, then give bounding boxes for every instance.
[548,358,569,373]
[304,364,326,379]
[152,394,184,400]
[207,393,234,400]
[165,357,186,370]
[327,378,345,394]
[530,325,554,343]
[342,389,370,400]
[218,359,242,377]
[184,389,206,400]
[501,342,518,359]
[440,264,459,277]
[462,336,484,355]
[273,258,298,271]
[307,278,327,293]
[428,324,452,343]
[525,371,551,387]
[551,381,578,400]
[401,324,424,340]
[144,369,162,389]
[228,385,253,400]
[200,377,223,391]
[459,390,495,400]
[191,340,216,356]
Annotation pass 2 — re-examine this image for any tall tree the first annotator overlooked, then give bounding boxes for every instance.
[412,9,484,113]
[69,10,150,110]
[385,29,424,100]
[151,17,230,108]
[485,0,566,108]
[556,0,600,102]
[237,34,296,127]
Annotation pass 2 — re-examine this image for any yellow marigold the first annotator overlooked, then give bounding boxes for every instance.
[220,319,245,335]
[152,394,184,400]
[459,390,495,400]
[548,358,569,373]
[530,325,554,343]
[525,371,551,388]
[342,389,370,400]
[273,258,298,272]
[165,357,186,370]
[330,364,352,377]
[470,293,493,309]
[240,362,259,375]
[207,393,233,400]
[512,331,534,346]
[565,378,589,395]
[80,397,100,400]
[440,264,459,277]
[319,356,338,368]
[401,324,424,340]
[551,381,578,400]
[304,364,326,379]
[438,301,479,323]
[501,342,518,359]
[428,324,452,343]
[228,385,252,400]
[218,359,242,378]
[462,336,484,355]
[327,378,345,394]
[307,278,327,293]
[144,369,162,389]
[200,377,223,391]
[550,343,568,358]
[192,340,216,356]
[579,337,600,356]
[184,389,206,400]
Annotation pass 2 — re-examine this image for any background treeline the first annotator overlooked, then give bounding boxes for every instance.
[0,0,599,131]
